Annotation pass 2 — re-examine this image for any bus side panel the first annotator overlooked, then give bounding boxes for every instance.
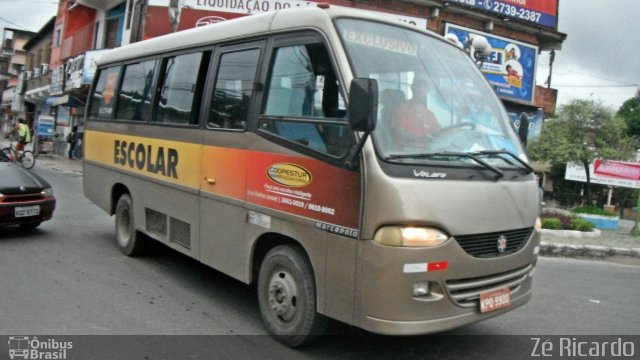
[84,128,204,258]
[199,143,251,282]
[83,161,120,214]
[324,232,357,324]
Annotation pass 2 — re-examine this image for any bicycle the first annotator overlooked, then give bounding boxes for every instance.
[2,137,35,169]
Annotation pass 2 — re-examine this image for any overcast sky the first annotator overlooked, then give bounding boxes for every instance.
[1,0,639,111]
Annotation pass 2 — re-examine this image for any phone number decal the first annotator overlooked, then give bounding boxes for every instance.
[449,0,557,28]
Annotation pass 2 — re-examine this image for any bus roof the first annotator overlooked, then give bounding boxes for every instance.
[97,5,440,65]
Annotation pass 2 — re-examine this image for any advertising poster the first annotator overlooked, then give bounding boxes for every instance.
[448,0,558,29]
[145,0,426,38]
[565,161,640,189]
[83,50,110,85]
[506,104,543,140]
[445,24,538,105]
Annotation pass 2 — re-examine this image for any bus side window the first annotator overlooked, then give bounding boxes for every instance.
[261,43,350,157]
[208,48,260,130]
[155,51,210,125]
[89,66,121,119]
[116,59,157,121]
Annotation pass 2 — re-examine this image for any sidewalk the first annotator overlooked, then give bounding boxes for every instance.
[9,141,639,264]
[540,219,640,263]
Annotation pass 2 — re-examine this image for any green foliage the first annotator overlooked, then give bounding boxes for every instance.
[617,97,640,138]
[541,218,562,230]
[571,218,594,232]
[573,205,617,217]
[528,99,638,203]
[546,163,584,207]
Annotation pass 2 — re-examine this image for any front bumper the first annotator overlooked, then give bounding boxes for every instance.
[355,230,540,335]
[0,198,56,226]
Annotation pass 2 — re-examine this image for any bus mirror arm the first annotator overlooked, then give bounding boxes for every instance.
[344,131,370,170]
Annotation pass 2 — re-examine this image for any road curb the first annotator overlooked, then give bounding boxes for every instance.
[540,242,640,259]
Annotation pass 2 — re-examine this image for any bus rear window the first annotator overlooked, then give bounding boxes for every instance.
[89,66,121,119]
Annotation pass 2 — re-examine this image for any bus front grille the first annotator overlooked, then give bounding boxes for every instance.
[444,264,533,307]
[453,227,532,258]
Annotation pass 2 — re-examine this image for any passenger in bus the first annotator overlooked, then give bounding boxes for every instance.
[392,75,441,149]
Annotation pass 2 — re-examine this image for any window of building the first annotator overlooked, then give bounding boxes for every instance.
[260,43,350,157]
[155,51,210,125]
[89,66,121,119]
[115,60,157,121]
[208,48,260,130]
[53,25,62,48]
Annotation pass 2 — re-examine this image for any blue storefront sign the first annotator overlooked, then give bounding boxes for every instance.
[36,115,55,136]
[445,24,538,105]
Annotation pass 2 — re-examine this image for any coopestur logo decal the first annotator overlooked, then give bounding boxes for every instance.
[267,163,312,187]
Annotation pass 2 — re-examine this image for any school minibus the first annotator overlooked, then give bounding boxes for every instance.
[83,4,541,347]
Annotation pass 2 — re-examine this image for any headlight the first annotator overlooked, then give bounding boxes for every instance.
[41,187,54,197]
[373,226,449,247]
[534,217,542,231]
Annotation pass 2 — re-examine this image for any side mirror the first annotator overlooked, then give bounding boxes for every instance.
[348,78,378,132]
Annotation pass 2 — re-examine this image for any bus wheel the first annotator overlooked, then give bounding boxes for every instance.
[257,245,327,347]
[115,194,148,256]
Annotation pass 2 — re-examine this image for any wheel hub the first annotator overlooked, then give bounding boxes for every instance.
[267,271,298,322]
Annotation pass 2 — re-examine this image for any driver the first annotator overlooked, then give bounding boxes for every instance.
[392,74,440,149]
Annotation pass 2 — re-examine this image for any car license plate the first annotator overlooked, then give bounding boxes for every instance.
[15,205,40,218]
[479,288,510,313]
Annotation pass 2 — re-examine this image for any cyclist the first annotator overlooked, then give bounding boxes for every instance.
[4,118,31,152]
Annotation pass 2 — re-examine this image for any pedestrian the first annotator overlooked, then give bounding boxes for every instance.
[4,118,31,152]
[66,126,77,160]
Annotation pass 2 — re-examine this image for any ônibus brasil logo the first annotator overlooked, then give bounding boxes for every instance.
[8,336,73,360]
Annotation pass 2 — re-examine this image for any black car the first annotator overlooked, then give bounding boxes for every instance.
[0,151,56,228]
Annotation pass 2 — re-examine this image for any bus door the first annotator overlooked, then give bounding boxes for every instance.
[199,41,265,281]
[247,34,362,318]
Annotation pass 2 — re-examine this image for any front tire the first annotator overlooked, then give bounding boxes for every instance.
[257,245,327,347]
[20,150,35,169]
[115,194,149,256]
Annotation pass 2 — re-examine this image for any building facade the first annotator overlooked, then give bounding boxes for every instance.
[10,0,566,157]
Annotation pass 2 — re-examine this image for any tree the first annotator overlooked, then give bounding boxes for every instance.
[618,97,640,138]
[528,99,636,204]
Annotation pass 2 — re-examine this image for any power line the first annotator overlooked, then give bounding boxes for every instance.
[562,70,638,87]
[552,84,639,88]
[0,16,30,31]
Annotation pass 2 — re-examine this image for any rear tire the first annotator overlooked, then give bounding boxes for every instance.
[20,150,35,169]
[115,194,149,256]
[257,245,327,347]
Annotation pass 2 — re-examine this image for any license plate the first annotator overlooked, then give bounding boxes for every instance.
[15,205,40,218]
[479,287,511,313]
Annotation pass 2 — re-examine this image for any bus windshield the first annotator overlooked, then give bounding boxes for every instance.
[337,19,526,167]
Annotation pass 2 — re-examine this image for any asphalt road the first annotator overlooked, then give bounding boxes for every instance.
[1,165,639,359]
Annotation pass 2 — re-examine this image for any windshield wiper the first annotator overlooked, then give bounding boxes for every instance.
[470,150,534,173]
[386,151,504,179]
